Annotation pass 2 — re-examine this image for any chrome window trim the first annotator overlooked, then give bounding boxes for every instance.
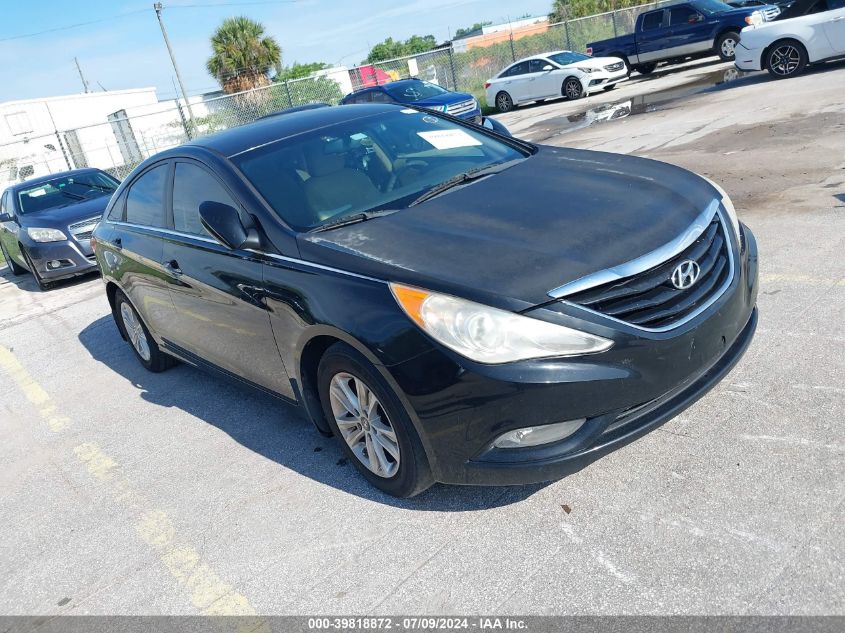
[109,221,384,283]
[550,201,736,334]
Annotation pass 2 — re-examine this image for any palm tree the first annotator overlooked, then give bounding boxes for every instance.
[206,16,282,94]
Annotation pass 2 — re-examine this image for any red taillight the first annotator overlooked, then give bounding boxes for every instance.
[484,82,490,89]
[90,235,97,253]
[586,47,593,56]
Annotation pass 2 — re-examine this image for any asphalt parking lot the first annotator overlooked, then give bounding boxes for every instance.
[1,59,844,616]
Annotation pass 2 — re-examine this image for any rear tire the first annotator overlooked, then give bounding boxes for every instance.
[495,91,514,113]
[716,31,741,62]
[635,63,657,75]
[1,242,25,275]
[765,39,808,79]
[114,289,174,372]
[563,77,584,100]
[317,342,434,498]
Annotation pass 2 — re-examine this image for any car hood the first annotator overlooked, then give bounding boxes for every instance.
[566,56,624,70]
[297,146,720,311]
[412,92,475,107]
[18,196,109,229]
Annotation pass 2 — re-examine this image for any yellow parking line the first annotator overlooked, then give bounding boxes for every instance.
[0,344,267,629]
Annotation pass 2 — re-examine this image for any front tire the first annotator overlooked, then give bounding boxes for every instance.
[563,77,584,100]
[317,342,433,497]
[634,63,657,75]
[114,289,174,372]
[495,91,514,113]
[717,31,740,62]
[765,39,808,79]
[1,242,25,275]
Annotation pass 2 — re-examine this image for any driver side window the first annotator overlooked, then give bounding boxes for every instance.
[528,59,549,73]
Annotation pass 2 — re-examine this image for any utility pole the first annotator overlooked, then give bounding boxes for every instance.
[153,2,195,126]
[74,57,90,93]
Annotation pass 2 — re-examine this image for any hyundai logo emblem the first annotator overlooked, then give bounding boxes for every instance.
[671,260,701,290]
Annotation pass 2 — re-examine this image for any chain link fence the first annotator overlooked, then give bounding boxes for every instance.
[1,2,682,190]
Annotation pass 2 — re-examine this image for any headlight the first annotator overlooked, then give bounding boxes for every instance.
[701,176,741,239]
[390,283,613,364]
[745,11,763,25]
[574,67,595,74]
[27,227,67,242]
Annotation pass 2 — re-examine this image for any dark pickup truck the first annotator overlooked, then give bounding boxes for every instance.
[587,0,780,74]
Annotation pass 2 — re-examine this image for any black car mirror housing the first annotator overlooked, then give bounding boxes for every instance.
[0,212,12,223]
[199,201,261,250]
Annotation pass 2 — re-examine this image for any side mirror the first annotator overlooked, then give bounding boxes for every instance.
[542,64,554,71]
[0,212,12,223]
[199,201,261,250]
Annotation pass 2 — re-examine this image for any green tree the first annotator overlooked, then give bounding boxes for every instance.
[206,16,282,93]
[454,21,493,39]
[549,0,652,22]
[365,34,437,63]
[275,61,330,81]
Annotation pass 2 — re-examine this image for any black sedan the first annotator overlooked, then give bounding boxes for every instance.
[1,169,119,289]
[92,104,758,497]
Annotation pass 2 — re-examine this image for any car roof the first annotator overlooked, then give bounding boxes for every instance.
[7,168,105,193]
[186,103,402,158]
[510,51,573,65]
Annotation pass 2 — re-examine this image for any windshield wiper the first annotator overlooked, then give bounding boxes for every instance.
[309,209,398,233]
[60,191,85,201]
[409,159,523,207]
[77,183,114,193]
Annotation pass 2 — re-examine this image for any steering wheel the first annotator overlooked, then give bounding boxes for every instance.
[386,159,428,191]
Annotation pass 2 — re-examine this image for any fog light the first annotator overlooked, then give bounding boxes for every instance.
[493,419,586,449]
[49,260,61,269]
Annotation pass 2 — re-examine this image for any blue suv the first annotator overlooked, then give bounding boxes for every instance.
[341,79,481,123]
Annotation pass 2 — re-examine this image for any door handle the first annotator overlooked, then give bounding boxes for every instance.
[163,259,182,275]
[832,16,845,21]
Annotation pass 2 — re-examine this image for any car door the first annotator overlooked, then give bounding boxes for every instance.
[821,2,845,54]
[0,191,24,267]
[667,4,712,56]
[636,9,670,63]
[499,61,531,102]
[160,159,290,395]
[526,58,559,100]
[109,162,176,341]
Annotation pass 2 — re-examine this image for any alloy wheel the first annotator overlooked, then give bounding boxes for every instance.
[721,37,737,59]
[496,92,513,112]
[565,79,582,100]
[329,372,400,478]
[770,44,801,76]
[120,302,151,362]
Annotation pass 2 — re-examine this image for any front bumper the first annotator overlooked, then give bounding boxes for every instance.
[585,70,629,92]
[386,224,759,486]
[735,42,764,71]
[25,239,98,280]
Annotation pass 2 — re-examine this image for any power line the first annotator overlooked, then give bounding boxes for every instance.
[0,9,148,43]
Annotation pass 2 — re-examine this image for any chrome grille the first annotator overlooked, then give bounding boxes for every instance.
[762,7,779,20]
[565,214,732,329]
[69,216,100,241]
[446,99,476,116]
[604,61,625,72]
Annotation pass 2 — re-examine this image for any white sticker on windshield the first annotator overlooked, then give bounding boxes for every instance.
[417,129,483,150]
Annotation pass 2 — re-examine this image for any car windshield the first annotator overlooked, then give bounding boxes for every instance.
[17,172,118,214]
[548,51,591,66]
[691,0,735,14]
[234,109,527,231]
[383,80,449,102]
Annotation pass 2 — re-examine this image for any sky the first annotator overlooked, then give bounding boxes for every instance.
[0,0,552,102]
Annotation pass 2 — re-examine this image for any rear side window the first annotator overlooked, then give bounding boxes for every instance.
[670,6,699,25]
[172,163,236,236]
[502,61,529,77]
[641,10,665,30]
[348,91,371,104]
[370,91,393,103]
[126,164,168,227]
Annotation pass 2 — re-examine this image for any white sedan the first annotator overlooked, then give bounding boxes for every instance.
[485,51,629,113]
[735,0,845,77]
